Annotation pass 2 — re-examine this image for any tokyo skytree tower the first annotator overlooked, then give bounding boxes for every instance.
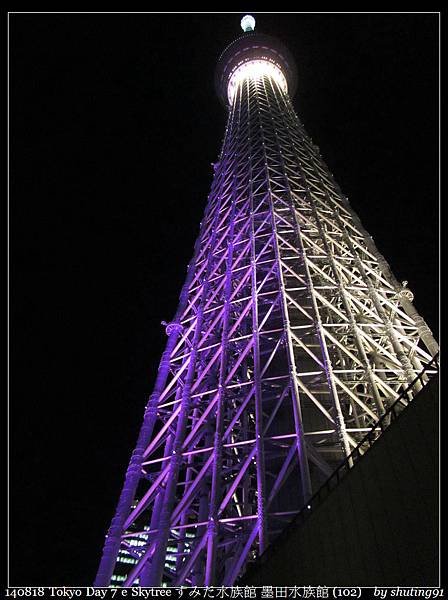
[95,15,438,587]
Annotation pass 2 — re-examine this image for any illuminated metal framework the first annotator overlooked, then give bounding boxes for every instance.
[95,22,438,588]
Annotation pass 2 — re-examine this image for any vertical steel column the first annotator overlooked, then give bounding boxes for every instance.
[204,130,241,583]
[246,75,269,554]
[139,432,175,586]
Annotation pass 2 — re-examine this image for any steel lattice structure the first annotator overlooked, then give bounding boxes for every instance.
[95,19,438,588]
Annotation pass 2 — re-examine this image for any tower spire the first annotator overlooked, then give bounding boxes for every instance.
[241,14,256,32]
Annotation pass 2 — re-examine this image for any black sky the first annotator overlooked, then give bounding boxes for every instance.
[9,12,439,586]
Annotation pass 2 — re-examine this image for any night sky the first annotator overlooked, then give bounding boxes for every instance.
[9,12,439,586]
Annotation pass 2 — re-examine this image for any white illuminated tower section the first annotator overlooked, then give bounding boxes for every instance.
[95,16,438,587]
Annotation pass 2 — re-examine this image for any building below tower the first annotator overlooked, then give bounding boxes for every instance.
[241,372,439,586]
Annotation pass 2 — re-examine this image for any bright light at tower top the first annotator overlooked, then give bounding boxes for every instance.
[241,15,256,32]
[227,59,288,104]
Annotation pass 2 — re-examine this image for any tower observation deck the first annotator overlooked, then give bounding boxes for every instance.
[95,16,439,587]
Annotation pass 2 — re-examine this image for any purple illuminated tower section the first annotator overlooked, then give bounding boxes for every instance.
[95,16,438,587]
